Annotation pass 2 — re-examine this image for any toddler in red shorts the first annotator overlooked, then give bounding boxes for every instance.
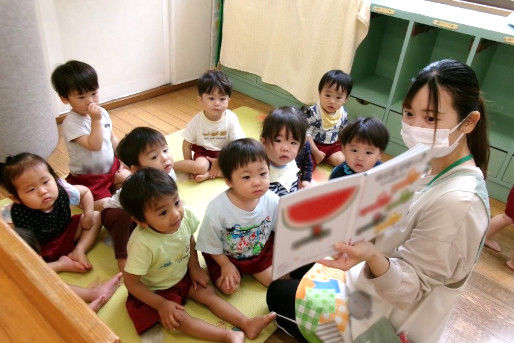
[102,126,176,271]
[51,60,130,210]
[120,168,275,340]
[304,69,353,170]
[0,153,101,271]
[196,138,280,295]
[174,70,245,182]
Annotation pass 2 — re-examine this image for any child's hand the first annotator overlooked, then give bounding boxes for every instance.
[220,262,240,292]
[87,103,102,120]
[189,266,210,290]
[157,300,186,330]
[314,150,326,164]
[318,241,378,271]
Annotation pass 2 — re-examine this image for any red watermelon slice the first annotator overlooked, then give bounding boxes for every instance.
[284,186,357,230]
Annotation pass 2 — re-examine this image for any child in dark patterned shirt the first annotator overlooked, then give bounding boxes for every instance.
[330,116,389,179]
[304,70,353,170]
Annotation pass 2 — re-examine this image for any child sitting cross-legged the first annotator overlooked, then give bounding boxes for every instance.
[330,116,389,179]
[102,126,176,271]
[196,138,280,295]
[174,70,245,182]
[0,153,101,271]
[119,168,276,340]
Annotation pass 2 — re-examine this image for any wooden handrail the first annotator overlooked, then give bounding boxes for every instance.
[0,218,119,343]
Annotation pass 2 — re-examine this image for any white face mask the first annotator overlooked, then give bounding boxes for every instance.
[401,117,467,158]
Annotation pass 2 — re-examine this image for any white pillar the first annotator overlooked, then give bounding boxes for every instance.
[0,0,58,160]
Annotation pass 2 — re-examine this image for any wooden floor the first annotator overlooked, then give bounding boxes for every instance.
[6,86,514,342]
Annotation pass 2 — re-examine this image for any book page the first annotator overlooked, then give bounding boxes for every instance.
[272,174,363,279]
[351,144,430,242]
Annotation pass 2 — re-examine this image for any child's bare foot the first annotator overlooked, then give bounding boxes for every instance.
[88,295,107,312]
[68,249,92,270]
[56,255,87,273]
[92,272,122,300]
[194,172,210,182]
[241,312,276,339]
[506,259,514,271]
[485,239,502,252]
[225,330,244,343]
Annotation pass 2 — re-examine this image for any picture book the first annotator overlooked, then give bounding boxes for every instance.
[272,144,431,279]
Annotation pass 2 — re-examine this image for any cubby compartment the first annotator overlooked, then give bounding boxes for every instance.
[488,147,507,179]
[345,97,386,121]
[350,14,408,107]
[389,25,474,113]
[503,156,514,185]
[384,110,408,156]
[471,41,514,151]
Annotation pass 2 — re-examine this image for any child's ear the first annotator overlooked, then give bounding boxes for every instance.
[8,194,21,204]
[224,178,233,188]
[132,217,148,228]
[129,165,139,174]
[260,137,266,145]
[59,96,70,105]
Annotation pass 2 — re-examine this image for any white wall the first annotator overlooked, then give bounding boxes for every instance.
[170,0,214,84]
[37,0,214,116]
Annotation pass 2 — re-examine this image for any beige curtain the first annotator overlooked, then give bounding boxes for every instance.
[220,0,370,104]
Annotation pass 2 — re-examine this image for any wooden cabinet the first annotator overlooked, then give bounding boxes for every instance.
[222,0,514,201]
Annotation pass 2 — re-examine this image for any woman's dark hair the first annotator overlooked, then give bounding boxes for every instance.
[119,168,178,223]
[261,106,308,149]
[402,59,489,177]
[339,117,389,151]
[0,153,59,198]
[218,138,269,181]
[197,70,232,97]
[117,127,168,168]
[51,60,99,98]
[318,69,353,95]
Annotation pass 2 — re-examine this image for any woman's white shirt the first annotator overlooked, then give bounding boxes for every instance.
[347,164,489,342]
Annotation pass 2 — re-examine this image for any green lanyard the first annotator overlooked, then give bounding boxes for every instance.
[427,154,473,187]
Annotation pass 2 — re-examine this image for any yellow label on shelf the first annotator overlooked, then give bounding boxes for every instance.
[433,20,458,30]
[504,36,514,45]
[373,6,395,15]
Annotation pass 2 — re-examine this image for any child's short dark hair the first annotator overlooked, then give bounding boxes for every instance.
[119,168,178,223]
[261,106,308,149]
[0,153,58,198]
[318,69,353,95]
[197,70,232,97]
[117,127,167,168]
[339,117,389,151]
[51,60,98,98]
[218,138,269,181]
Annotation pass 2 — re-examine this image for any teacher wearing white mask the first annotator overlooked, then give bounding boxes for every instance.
[267,59,491,343]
